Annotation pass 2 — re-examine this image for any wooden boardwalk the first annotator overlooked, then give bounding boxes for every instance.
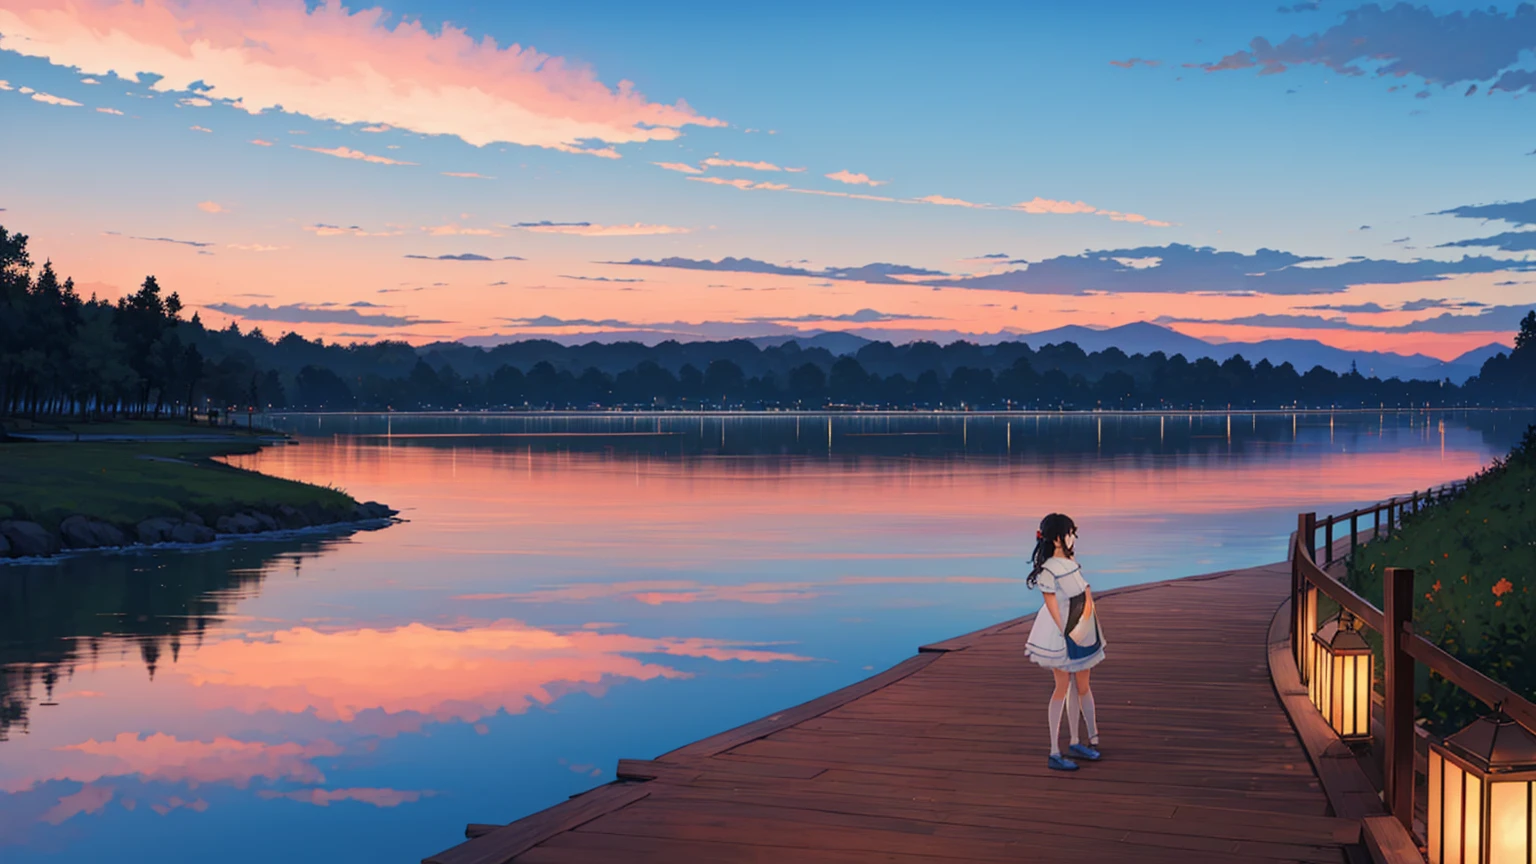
[427,561,1366,864]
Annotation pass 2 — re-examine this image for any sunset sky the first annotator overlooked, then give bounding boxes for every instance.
[2,0,1535,358]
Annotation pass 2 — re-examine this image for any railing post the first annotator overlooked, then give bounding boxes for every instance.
[1325,519,1334,565]
[1350,512,1359,558]
[1384,566,1416,830]
[1295,512,1317,683]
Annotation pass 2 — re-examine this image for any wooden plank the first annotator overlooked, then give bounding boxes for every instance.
[1361,814,1426,864]
[660,652,943,759]
[421,784,649,864]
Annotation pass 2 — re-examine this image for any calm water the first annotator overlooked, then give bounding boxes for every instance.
[3,410,1531,861]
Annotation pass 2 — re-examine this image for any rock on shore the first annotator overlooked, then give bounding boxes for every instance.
[0,500,398,560]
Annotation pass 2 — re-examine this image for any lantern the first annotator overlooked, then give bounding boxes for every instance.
[1428,711,1536,864]
[1308,611,1373,742]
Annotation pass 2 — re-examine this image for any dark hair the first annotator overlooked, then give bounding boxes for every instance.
[1027,513,1077,588]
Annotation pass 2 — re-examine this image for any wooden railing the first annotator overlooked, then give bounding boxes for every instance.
[1289,479,1536,831]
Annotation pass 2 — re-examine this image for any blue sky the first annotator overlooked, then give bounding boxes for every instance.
[1,0,1533,356]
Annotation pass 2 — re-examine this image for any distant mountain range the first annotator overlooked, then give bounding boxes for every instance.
[466,322,1511,384]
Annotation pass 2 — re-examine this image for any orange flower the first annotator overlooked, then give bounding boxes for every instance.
[1496,600,1504,608]
[1432,580,1442,592]
[1493,578,1514,597]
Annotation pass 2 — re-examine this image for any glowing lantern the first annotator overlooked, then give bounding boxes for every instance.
[1428,711,1536,864]
[1308,611,1373,742]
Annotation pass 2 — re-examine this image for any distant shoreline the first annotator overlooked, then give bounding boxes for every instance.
[263,406,1536,419]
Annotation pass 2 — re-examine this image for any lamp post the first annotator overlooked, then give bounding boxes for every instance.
[1309,610,1373,742]
[1428,710,1536,864]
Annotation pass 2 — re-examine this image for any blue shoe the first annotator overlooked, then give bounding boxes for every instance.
[1048,753,1079,771]
[1068,743,1101,762]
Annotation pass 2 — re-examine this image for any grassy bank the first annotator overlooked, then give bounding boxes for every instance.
[0,419,366,553]
[1346,424,1536,733]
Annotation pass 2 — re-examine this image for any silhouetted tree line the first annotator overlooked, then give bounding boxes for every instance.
[4,223,1535,416]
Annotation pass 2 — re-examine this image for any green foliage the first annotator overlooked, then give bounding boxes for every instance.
[1347,425,1536,733]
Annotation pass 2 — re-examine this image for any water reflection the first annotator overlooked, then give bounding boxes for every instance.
[1,411,1529,863]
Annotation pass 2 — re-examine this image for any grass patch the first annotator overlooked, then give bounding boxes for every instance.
[0,439,355,531]
[1346,424,1536,734]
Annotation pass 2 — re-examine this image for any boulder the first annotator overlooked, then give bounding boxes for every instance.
[137,517,180,544]
[276,505,311,529]
[0,532,9,557]
[354,501,398,520]
[169,522,216,544]
[249,511,280,532]
[301,501,327,525]
[1,520,60,557]
[59,515,127,549]
[215,513,263,534]
[183,512,206,527]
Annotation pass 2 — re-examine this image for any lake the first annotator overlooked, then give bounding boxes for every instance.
[3,410,1530,862]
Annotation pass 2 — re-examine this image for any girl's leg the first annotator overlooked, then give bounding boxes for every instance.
[1075,668,1099,746]
[1065,676,1081,745]
[1049,669,1070,756]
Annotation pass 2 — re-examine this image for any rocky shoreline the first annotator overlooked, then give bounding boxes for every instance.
[0,500,398,559]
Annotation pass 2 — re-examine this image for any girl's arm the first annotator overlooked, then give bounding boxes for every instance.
[1042,592,1064,632]
[1083,586,1094,620]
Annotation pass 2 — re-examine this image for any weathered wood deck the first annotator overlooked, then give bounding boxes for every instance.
[427,561,1368,864]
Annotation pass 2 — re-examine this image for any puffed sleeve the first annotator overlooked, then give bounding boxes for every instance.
[1035,565,1057,593]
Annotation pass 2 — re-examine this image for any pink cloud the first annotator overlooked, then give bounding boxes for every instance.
[514,222,690,236]
[197,201,226,214]
[1008,197,1172,227]
[825,169,887,187]
[1013,197,1098,215]
[32,733,342,791]
[292,144,414,166]
[178,96,211,107]
[256,787,428,808]
[916,193,986,208]
[41,784,114,825]
[0,0,723,153]
[360,123,391,133]
[0,79,12,90]
[165,620,811,725]
[95,106,123,114]
[441,171,493,179]
[787,188,896,203]
[687,176,764,190]
[702,156,785,172]
[189,124,212,132]
[30,91,81,106]
[653,161,703,174]
[249,138,274,146]
[422,223,500,236]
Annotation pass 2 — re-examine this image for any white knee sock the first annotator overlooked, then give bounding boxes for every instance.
[1080,690,1099,746]
[1048,696,1066,756]
[1065,687,1081,745]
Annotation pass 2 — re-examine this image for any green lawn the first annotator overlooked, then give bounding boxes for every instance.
[0,439,356,531]
[1346,424,1536,733]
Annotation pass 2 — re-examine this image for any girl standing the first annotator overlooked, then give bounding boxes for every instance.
[1024,513,1106,771]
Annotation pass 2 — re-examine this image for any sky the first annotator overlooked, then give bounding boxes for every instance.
[2,0,1535,359]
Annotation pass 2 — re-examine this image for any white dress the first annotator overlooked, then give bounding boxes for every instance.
[1025,556,1107,672]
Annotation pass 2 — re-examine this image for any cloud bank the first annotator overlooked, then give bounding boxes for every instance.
[0,0,724,153]
[1200,4,1536,94]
